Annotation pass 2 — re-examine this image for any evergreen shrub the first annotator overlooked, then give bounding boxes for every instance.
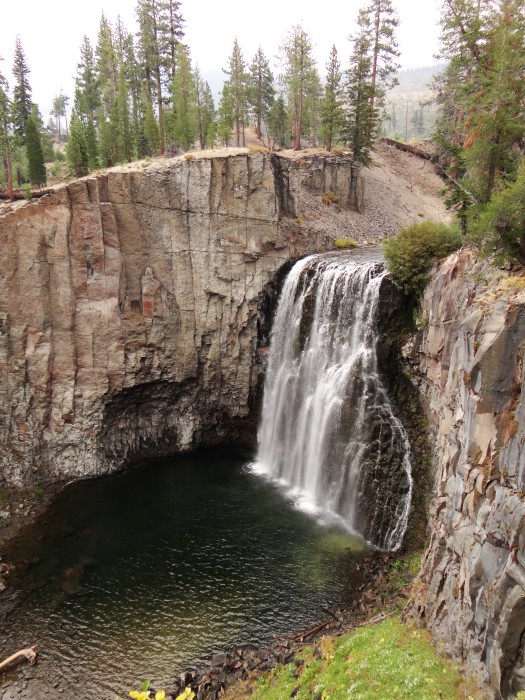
[384,220,461,297]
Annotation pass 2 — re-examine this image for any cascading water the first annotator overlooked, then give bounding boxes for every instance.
[255,254,413,550]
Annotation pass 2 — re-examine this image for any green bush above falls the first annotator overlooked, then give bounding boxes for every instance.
[384,220,462,297]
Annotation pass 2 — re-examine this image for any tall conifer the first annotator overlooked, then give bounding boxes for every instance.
[25,114,46,186]
[11,36,32,141]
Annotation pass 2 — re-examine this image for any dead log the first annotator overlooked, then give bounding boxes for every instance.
[380,137,431,160]
[0,645,38,672]
[0,188,55,202]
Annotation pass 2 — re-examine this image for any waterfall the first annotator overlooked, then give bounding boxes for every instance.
[255,254,413,551]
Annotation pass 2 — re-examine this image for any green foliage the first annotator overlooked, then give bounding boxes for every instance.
[384,221,462,296]
[216,84,234,146]
[194,68,215,149]
[433,0,525,262]
[468,159,525,266]
[66,112,89,177]
[344,11,375,166]
[223,38,248,147]
[249,617,469,700]
[247,47,275,141]
[268,94,289,148]
[279,24,320,150]
[11,36,32,142]
[171,44,196,151]
[344,0,400,166]
[334,238,359,248]
[319,46,344,151]
[25,115,46,186]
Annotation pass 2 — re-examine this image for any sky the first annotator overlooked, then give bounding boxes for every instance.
[1,0,443,120]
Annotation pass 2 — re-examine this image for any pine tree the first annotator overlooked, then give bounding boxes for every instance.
[171,44,195,150]
[268,94,288,148]
[119,25,144,158]
[217,84,234,146]
[280,25,319,150]
[143,95,160,153]
[344,10,375,166]
[223,38,248,147]
[116,70,133,162]
[95,14,120,166]
[366,0,400,124]
[67,112,89,177]
[463,0,525,202]
[25,115,46,186]
[0,58,13,198]
[194,67,215,149]
[11,36,32,141]
[51,94,69,141]
[434,0,525,213]
[158,0,185,90]
[74,36,100,125]
[319,46,344,150]
[136,0,186,154]
[248,47,275,140]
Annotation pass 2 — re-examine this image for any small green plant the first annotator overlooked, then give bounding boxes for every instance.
[23,183,32,200]
[33,486,45,498]
[384,220,462,297]
[334,238,359,249]
[50,161,61,177]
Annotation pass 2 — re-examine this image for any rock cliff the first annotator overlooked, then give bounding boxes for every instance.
[0,151,359,486]
[405,250,525,698]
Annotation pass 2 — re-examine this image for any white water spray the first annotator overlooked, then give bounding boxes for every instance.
[255,254,413,550]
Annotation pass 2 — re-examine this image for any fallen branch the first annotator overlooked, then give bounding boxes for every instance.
[0,188,54,202]
[0,646,38,672]
[359,610,395,627]
[292,619,334,641]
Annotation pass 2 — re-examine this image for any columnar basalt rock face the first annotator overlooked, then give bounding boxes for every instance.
[0,152,356,486]
[405,250,525,698]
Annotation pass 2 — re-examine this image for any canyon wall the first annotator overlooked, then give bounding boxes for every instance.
[406,250,525,698]
[0,151,357,486]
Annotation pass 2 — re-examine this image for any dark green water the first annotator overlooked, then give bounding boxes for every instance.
[2,446,368,699]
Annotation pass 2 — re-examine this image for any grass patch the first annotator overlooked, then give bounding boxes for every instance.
[334,238,359,249]
[242,617,473,700]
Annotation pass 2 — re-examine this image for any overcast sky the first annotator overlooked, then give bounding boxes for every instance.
[1,0,443,119]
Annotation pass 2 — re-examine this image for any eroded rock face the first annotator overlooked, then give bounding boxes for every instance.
[405,250,525,697]
[0,152,358,486]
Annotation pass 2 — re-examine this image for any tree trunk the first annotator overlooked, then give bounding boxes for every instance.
[295,91,303,150]
[156,69,165,156]
[3,156,13,201]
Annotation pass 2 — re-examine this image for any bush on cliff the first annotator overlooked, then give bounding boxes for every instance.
[384,220,461,297]
[468,159,525,267]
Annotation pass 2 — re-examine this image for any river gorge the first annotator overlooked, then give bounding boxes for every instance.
[1,149,525,698]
